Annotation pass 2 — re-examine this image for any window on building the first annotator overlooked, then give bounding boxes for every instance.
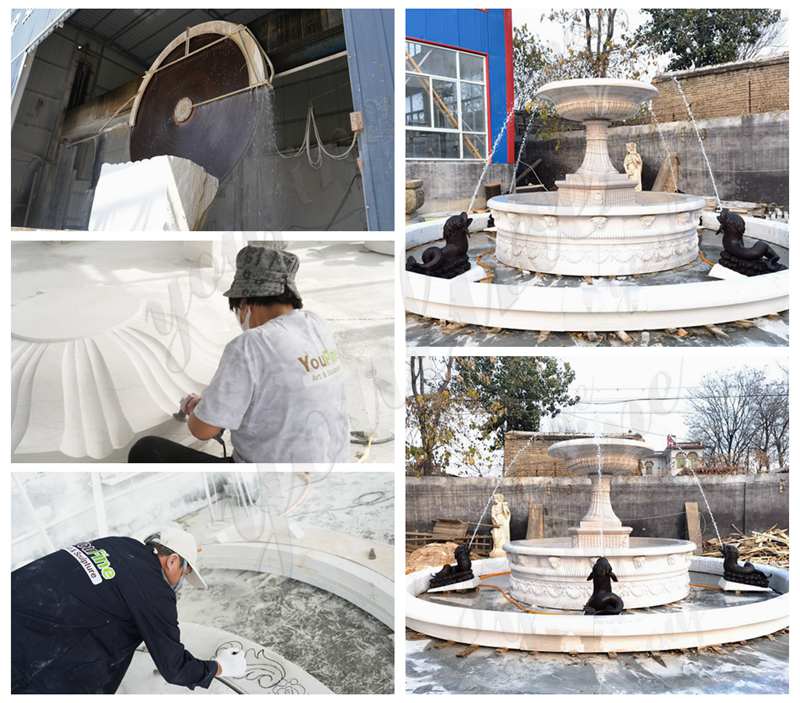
[687,452,699,469]
[675,452,687,470]
[644,460,654,475]
[405,40,487,160]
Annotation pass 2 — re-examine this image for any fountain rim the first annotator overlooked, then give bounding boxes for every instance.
[504,536,696,558]
[548,436,652,454]
[487,191,707,218]
[534,78,659,121]
[536,77,661,97]
[404,212,789,333]
[202,533,394,629]
[547,437,654,473]
[406,555,789,652]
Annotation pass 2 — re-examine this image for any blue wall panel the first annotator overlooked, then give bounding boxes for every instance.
[343,9,395,231]
[406,9,513,163]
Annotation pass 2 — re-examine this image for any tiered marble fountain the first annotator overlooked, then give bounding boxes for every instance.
[405,77,789,334]
[407,441,789,654]
[489,79,707,276]
[505,438,696,610]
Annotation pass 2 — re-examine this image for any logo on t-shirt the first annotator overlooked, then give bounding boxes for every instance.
[63,541,116,585]
[297,348,341,382]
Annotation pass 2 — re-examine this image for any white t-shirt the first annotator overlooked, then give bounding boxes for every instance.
[194,310,350,463]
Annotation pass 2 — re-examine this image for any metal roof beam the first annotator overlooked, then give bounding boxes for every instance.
[61,24,149,74]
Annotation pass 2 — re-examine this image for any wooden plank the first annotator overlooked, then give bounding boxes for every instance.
[526,503,545,539]
[685,501,703,554]
[432,518,468,541]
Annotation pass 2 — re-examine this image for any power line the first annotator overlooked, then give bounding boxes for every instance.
[577,393,787,405]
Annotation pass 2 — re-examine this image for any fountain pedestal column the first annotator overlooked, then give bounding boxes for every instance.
[569,475,632,550]
[556,120,640,208]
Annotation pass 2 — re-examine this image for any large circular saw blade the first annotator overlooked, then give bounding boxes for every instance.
[129,22,268,180]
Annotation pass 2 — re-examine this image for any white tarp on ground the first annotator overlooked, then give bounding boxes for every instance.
[88,156,219,231]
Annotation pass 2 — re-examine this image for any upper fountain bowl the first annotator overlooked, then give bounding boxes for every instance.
[536,78,658,123]
[548,437,653,475]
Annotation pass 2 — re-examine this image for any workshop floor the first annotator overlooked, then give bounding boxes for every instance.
[177,471,395,694]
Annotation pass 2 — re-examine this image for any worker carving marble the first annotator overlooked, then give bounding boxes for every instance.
[11,526,246,693]
[127,245,350,463]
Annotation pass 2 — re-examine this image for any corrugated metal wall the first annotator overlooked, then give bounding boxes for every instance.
[11,21,142,227]
[405,8,514,164]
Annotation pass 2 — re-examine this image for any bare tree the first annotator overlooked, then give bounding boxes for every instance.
[738,16,787,60]
[688,367,788,471]
[764,371,789,470]
[688,368,760,469]
[543,8,649,79]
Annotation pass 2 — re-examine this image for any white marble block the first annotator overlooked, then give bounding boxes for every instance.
[88,155,218,231]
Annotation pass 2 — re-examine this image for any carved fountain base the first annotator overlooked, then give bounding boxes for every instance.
[491,191,705,277]
[505,537,696,610]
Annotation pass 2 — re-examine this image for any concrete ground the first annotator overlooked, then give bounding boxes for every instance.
[406,630,789,694]
[406,231,789,347]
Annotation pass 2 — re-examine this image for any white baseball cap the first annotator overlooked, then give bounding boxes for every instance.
[154,526,207,589]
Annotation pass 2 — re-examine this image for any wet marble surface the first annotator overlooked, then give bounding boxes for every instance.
[406,629,789,694]
[175,472,394,693]
[180,569,393,694]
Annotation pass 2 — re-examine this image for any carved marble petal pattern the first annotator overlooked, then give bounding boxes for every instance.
[12,309,222,459]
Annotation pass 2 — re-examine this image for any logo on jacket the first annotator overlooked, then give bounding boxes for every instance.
[63,541,116,585]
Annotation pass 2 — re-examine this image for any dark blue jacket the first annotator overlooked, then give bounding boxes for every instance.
[11,536,217,693]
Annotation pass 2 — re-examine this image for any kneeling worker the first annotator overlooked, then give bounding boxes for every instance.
[12,526,246,693]
[129,245,350,463]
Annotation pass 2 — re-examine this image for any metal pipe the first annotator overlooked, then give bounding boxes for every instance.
[273,50,348,80]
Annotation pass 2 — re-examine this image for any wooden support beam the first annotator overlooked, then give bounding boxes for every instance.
[526,503,544,539]
[685,501,703,554]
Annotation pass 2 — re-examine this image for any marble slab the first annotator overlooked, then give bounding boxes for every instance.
[119,622,330,694]
[88,155,218,231]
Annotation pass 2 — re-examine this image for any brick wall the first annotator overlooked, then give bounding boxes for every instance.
[651,54,788,123]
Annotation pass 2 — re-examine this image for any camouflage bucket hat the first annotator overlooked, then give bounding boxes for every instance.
[223,246,301,299]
